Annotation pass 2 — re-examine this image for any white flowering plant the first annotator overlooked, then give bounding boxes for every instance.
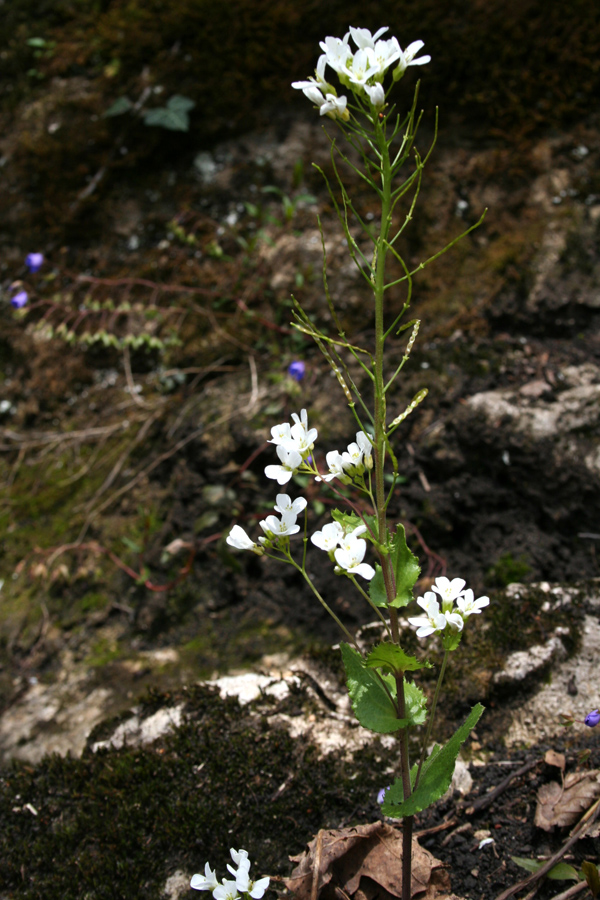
[225,26,489,900]
[191,849,270,900]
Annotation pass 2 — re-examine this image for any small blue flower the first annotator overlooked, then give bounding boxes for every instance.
[287,360,305,382]
[25,253,44,273]
[585,709,600,728]
[11,290,28,308]
[377,785,391,804]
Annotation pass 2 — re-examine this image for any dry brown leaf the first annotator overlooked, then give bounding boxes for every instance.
[285,822,451,900]
[544,749,566,771]
[535,770,600,831]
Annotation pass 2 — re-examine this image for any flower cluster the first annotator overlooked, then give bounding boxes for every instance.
[316,430,373,484]
[292,26,430,117]
[265,408,316,485]
[408,576,489,642]
[311,521,375,581]
[226,493,307,553]
[191,849,269,900]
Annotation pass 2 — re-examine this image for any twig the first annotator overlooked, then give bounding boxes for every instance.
[495,797,600,900]
[548,881,588,900]
[463,758,541,814]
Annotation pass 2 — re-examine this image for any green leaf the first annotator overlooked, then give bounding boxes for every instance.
[389,524,420,608]
[404,681,428,726]
[512,858,580,882]
[331,509,363,534]
[382,703,484,818]
[27,37,48,48]
[143,96,195,131]
[369,565,387,607]
[582,860,600,896]
[103,96,133,117]
[365,643,431,675]
[340,643,406,734]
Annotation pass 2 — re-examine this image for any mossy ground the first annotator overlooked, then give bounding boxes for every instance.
[0,683,387,899]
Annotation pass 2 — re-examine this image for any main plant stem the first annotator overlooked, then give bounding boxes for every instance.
[373,117,413,900]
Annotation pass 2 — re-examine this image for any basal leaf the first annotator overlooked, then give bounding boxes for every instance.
[167,94,195,113]
[382,703,484,818]
[389,524,420,608]
[512,858,579,882]
[365,643,430,675]
[340,643,407,734]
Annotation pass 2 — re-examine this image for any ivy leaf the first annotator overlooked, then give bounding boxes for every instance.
[340,643,406,734]
[369,565,387,607]
[103,96,133,117]
[389,524,420,608]
[382,703,484,817]
[365,643,431,675]
[143,95,196,131]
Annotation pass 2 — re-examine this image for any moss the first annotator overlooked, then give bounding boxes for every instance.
[0,684,387,899]
[486,552,532,588]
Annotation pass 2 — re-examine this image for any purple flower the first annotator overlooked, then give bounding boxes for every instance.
[25,253,44,273]
[11,290,28,309]
[377,785,391,804]
[585,709,600,728]
[288,361,305,382]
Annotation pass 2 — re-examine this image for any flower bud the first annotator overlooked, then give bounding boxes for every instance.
[585,709,600,728]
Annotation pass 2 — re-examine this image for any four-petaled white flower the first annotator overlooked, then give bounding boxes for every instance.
[318,35,352,73]
[431,576,466,605]
[274,493,307,517]
[265,444,303,485]
[191,863,219,892]
[259,511,300,541]
[213,880,241,900]
[334,535,375,580]
[356,431,373,469]
[315,449,351,483]
[348,26,390,50]
[456,588,490,617]
[364,82,385,110]
[342,47,380,87]
[311,521,344,551]
[235,870,270,899]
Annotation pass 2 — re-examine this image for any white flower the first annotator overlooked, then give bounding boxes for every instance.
[372,37,402,73]
[334,536,375,580]
[292,55,329,92]
[226,525,258,552]
[316,449,351,483]
[269,422,293,446]
[393,40,431,79]
[319,34,352,74]
[274,493,307,517]
[456,589,490,618]
[431,576,466,605]
[289,409,318,453]
[213,880,240,900]
[235,870,270,899]
[311,521,344,551]
[408,592,448,637]
[364,82,385,110]
[356,431,373,469]
[191,863,219,892]
[348,26,389,50]
[343,47,381,87]
[341,440,364,472]
[228,849,250,876]
[259,511,300,540]
[265,445,303,485]
[319,93,349,120]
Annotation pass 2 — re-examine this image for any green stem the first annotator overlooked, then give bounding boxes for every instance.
[414,648,449,787]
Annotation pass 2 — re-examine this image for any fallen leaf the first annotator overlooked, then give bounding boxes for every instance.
[544,750,566,772]
[285,822,451,900]
[535,770,600,831]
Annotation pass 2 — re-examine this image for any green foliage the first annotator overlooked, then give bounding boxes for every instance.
[143,95,195,131]
[582,861,600,897]
[512,858,580,882]
[487,552,531,588]
[382,703,484,818]
[340,644,429,733]
[365,643,431,676]
[369,565,387,607]
[103,95,133,117]
[340,643,406,733]
[389,524,420,608]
